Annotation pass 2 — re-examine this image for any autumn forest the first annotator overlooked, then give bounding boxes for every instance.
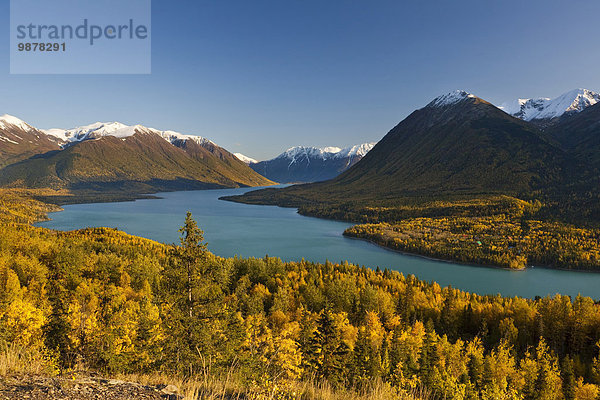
[1,190,600,399]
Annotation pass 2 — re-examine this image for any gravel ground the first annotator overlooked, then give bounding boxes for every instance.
[0,374,183,400]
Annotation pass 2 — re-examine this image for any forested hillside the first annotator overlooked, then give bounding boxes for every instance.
[2,191,600,399]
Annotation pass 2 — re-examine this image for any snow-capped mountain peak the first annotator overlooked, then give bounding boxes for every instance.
[499,88,600,121]
[277,143,376,162]
[273,143,376,170]
[499,98,550,120]
[43,122,212,147]
[429,90,476,108]
[155,129,213,146]
[249,142,377,183]
[0,114,35,131]
[234,153,258,164]
[278,146,341,162]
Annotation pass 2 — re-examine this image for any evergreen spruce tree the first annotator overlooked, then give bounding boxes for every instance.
[561,356,576,400]
[352,328,371,386]
[161,212,240,375]
[305,308,350,384]
[421,319,439,386]
[43,257,74,369]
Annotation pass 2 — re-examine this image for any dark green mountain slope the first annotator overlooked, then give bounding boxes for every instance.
[224,91,568,209]
[548,102,600,168]
[537,102,600,223]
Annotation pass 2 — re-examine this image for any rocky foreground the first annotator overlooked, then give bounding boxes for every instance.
[0,374,183,400]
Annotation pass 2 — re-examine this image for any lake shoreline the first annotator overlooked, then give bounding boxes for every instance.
[223,194,600,276]
[342,234,527,272]
[343,233,600,276]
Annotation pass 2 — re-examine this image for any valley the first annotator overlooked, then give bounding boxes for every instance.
[2,88,600,400]
[5,2,600,397]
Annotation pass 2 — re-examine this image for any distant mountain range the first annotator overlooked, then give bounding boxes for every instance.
[0,116,273,194]
[239,143,376,183]
[231,88,600,185]
[3,87,599,211]
[224,88,600,224]
[499,88,600,126]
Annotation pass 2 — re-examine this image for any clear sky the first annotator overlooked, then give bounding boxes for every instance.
[1,0,599,160]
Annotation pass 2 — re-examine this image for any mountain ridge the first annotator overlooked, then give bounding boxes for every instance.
[0,114,62,167]
[43,121,216,149]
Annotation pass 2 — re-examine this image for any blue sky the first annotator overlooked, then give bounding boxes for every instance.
[1,0,599,160]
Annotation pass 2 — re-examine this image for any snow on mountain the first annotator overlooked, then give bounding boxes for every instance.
[43,122,130,143]
[0,114,35,132]
[43,122,212,147]
[234,153,258,164]
[155,129,213,146]
[42,128,73,142]
[499,98,550,120]
[278,146,342,163]
[336,142,377,158]
[429,90,476,108]
[499,88,600,121]
[249,142,377,183]
[276,143,376,163]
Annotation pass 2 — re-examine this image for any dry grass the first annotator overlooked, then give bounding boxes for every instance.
[0,345,431,400]
[118,371,432,400]
[0,343,57,377]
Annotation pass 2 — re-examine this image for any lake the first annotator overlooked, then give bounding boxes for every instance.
[36,187,600,300]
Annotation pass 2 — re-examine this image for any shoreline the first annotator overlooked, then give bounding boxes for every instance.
[343,233,600,275]
[342,234,527,272]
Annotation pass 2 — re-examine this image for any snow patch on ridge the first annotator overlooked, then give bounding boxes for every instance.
[337,142,377,158]
[234,153,258,164]
[43,122,213,147]
[155,130,213,146]
[43,122,131,143]
[429,90,476,108]
[0,114,35,132]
